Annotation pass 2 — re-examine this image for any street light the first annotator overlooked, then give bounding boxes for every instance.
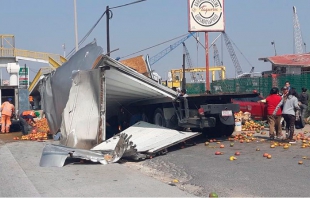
[271,41,277,56]
[304,42,307,53]
[106,0,146,56]
[74,0,79,52]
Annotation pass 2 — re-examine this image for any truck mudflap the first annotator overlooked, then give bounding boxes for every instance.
[177,117,216,128]
[200,104,239,125]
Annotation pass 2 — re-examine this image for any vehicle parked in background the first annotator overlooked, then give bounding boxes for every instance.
[232,95,267,121]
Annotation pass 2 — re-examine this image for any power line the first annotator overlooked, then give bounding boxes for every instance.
[66,10,107,58]
[29,68,39,74]
[118,33,190,59]
[110,0,146,9]
[228,35,254,68]
[66,0,147,59]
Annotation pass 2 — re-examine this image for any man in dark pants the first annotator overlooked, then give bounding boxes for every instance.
[19,110,36,135]
[299,87,309,123]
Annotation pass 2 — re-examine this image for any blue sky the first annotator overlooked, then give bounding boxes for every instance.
[0,0,309,82]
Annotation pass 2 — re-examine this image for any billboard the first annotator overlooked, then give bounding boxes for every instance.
[188,0,225,32]
[18,67,29,88]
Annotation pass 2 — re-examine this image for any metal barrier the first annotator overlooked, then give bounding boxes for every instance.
[211,73,310,97]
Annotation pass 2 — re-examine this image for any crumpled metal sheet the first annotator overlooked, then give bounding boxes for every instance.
[92,121,200,154]
[41,41,103,134]
[60,69,101,150]
[40,133,132,167]
[40,74,59,134]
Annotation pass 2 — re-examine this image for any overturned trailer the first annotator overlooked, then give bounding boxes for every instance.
[39,42,201,167]
[39,41,258,167]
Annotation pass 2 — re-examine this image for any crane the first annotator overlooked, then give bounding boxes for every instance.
[144,32,195,82]
[222,32,243,77]
[249,67,254,73]
[182,42,198,82]
[147,32,195,66]
[212,43,223,79]
[293,6,305,54]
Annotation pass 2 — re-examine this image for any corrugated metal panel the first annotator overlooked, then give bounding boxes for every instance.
[120,55,150,77]
[260,54,310,66]
[92,121,200,154]
[95,55,177,98]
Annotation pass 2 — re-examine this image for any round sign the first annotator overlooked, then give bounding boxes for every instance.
[190,0,223,27]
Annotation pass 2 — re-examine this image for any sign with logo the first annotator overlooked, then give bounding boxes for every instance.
[2,80,9,85]
[188,0,225,32]
[18,67,29,88]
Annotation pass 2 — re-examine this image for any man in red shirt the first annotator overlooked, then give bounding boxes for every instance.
[265,87,283,140]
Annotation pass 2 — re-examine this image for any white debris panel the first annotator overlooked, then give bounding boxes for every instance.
[92,121,200,154]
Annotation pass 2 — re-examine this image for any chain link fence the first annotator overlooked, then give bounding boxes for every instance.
[184,73,310,97]
[211,73,310,97]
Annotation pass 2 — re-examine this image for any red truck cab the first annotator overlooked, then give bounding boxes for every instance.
[231,95,267,120]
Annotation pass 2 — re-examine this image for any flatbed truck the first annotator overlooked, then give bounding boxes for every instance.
[129,92,259,137]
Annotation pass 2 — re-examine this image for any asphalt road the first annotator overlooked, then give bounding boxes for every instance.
[3,125,310,197]
[127,125,310,197]
[0,132,194,197]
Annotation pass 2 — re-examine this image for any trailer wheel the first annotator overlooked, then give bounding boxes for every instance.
[219,123,235,137]
[153,108,166,127]
[203,118,235,138]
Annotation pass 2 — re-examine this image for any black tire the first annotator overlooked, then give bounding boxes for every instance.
[203,117,234,138]
[218,123,235,137]
[153,108,166,127]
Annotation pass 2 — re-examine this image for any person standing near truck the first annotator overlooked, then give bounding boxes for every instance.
[19,110,37,135]
[273,88,300,143]
[265,87,282,140]
[0,98,15,133]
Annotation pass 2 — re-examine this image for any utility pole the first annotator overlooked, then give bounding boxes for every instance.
[106,6,110,56]
[205,32,210,91]
[24,64,27,89]
[182,54,186,90]
[74,0,79,52]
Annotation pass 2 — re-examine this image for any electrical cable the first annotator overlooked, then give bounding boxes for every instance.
[29,68,38,74]
[228,35,254,68]
[119,33,190,59]
[66,10,108,58]
[110,0,146,9]
[66,0,146,59]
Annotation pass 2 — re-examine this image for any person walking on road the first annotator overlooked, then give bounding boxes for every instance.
[265,87,282,140]
[19,110,36,135]
[0,98,15,133]
[273,88,300,143]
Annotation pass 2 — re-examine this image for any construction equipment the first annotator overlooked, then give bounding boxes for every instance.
[249,67,254,73]
[182,42,198,82]
[212,43,223,79]
[165,66,226,88]
[147,32,195,66]
[222,32,243,77]
[293,6,305,54]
